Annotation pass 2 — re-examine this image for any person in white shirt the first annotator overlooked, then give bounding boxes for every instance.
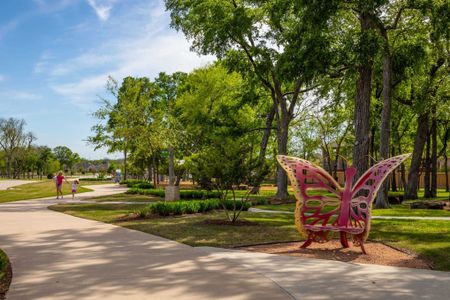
[72,179,80,199]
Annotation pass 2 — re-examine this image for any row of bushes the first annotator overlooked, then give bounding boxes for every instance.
[126,188,221,199]
[79,178,110,182]
[120,180,155,189]
[137,199,254,217]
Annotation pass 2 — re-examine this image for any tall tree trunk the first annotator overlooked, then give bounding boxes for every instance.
[275,111,289,199]
[370,126,376,166]
[445,154,449,192]
[376,51,393,208]
[431,113,437,197]
[405,113,429,199]
[353,14,373,180]
[168,146,175,186]
[424,129,431,198]
[251,103,276,194]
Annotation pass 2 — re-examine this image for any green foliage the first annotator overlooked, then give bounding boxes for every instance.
[125,188,221,199]
[139,198,252,217]
[79,178,109,182]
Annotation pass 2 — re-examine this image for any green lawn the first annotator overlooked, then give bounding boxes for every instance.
[255,202,450,217]
[90,193,160,203]
[0,180,95,203]
[49,202,450,271]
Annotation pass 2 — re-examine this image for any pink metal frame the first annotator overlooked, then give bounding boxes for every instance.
[277,154,410,254]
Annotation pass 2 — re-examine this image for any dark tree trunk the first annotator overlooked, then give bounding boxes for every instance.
[353,14,373,180]
[376,51,393,209]
[445,154,449,192]
[405,113,429,199]
[251,103,276,194]
[370,126,376,166]
[168,146,175,186]
[275,111,289,199]
[424,129,431,198]
[431,113,437,197]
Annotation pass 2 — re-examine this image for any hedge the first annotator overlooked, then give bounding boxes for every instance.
[121,180,154,189]
[79,178,111,182]
[126,188,221,199]
[137,199,253,217]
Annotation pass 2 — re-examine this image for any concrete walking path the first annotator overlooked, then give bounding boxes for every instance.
[200,247,450,300]
[0,184,289,300]
[0,180,35,190]
[248,207,450,220]
[1,183,449,299]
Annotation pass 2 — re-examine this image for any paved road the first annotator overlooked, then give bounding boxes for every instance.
[1,184,449,299]
[0,184,289,300]
[0,180,34,190]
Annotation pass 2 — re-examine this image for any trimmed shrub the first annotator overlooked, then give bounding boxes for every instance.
[121,180,149,188]
[134,182,154,189]
[142,198,252,217]
[79,178,110,182]
[251,198,269,206]
[126,188,220,199]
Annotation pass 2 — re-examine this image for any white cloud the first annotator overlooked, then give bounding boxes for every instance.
[86,0,115,21]
[51,1,215,110]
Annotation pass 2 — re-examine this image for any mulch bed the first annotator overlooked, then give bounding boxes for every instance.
[0,254,12,300]
[239,240,432,269]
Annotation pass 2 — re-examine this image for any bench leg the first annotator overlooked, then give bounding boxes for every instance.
[353,235,367,254]
[340,231,349,248]
[300,238,313,249]
[300,231,315,249]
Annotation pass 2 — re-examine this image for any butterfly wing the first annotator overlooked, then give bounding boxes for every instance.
[350,153,411,240]
[277,155,343,237]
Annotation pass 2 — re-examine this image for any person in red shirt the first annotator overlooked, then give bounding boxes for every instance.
[56,171,69,199]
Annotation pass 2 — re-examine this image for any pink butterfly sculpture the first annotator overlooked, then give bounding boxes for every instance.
[277,153,411,254]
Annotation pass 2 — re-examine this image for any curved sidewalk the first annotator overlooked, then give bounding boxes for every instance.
[1,185,449,299]
[0,185,289,300]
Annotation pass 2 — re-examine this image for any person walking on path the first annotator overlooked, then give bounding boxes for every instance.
[56,171,69,199]
[71,179,79,199]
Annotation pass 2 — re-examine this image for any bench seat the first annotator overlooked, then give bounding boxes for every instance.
[304,224,364,234]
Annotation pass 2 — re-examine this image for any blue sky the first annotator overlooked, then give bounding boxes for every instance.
[0,0,213,159]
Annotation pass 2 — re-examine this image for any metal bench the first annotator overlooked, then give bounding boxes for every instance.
[277,154,410,254]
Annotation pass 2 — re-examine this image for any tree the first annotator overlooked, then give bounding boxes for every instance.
[166,0,336,199]
[52,146,80,173]
[89,76,155,180]
[153,72,187,186]
[0,118,35,178]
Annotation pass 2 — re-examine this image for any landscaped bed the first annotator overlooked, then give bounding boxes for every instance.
[49,198,450,271]
[0,249,12,300]
[239,240,431,269]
